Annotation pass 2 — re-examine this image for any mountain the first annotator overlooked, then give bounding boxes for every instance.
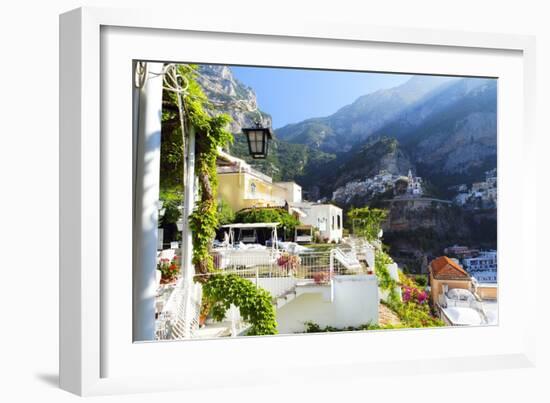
[332,137,412,188]
[276,75,496,193]
[275,75,458,153]
[294,137,413,201]
[196,65,335,182]
[368,78,497,188]
[196,65,497,200]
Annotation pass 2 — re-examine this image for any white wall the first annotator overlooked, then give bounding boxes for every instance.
[298,203,343,242]
[276,275,379,333]
[274,182,302,203]
[2,0,548,402]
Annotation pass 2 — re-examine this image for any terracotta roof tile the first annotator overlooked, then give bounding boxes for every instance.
[430,256,470,279]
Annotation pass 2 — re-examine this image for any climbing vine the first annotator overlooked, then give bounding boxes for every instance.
[162,65,278,335]
[202,273,278,335]
[375,249,400,304]
[167,65,233,275]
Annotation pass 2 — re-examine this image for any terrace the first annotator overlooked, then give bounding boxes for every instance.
[156,238,378,339]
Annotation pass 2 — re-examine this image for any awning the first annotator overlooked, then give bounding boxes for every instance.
[221,222,280,229]
[290,207,307,218]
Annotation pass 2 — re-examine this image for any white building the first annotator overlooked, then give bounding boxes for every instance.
[332,170,410,204]
[275,181,302,203]
[407,169,423,196]
[292,202,343,243]
[462,251,497,283]
[453,168,497,207]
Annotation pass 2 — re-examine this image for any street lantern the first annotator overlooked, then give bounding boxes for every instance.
[242,123,272,159]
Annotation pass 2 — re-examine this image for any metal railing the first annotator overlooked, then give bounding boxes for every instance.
[157,245,374,339]
[212,246,368,291]
[438,293,489,324]
[156,278,202,340]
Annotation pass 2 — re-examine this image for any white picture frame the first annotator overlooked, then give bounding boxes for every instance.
[59,7,537,396]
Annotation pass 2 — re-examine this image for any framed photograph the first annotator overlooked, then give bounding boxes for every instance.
[60,7,537,396]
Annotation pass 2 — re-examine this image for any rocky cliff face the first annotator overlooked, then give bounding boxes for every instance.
[372,78,497,177]
[195,65,497,198]
[197,65,272,133]
[196,65,334,184]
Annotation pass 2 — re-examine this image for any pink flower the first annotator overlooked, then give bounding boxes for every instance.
[417,291,427,304]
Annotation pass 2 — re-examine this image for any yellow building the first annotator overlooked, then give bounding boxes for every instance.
[216,151,301,212]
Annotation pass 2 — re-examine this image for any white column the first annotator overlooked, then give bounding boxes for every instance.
[133,62,164,342]
[181,126,196,338]
[182,125,196,282]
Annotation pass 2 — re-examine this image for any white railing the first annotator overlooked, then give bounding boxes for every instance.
[213,248,280,270]
[156,278,203,340]
[331,248,362,271]
[343,237,376,269]
[155,247,372,339]
[212,247,369,292]
[438,294,489,324]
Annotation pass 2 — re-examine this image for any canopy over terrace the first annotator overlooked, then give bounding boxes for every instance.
[221,222,280,249]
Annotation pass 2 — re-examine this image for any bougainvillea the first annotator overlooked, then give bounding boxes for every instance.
[402,285,428,305]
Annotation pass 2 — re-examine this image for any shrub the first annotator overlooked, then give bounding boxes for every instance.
[414,275,428,287]
[303,321,405,333]
[217,198,235,225]
[234,207,299,239]
[202,273,278,335]
[402,286,428,305]
[388,300,443,328]
[347,206,388,241]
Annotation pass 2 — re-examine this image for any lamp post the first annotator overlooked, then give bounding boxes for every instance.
[242,122,272,159]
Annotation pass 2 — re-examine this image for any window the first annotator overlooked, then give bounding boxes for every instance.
[332,215,335,230]
[337,214,341,230]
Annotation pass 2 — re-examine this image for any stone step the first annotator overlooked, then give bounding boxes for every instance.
[275,289,297,309]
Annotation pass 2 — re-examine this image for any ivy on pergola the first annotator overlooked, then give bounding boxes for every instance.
[160,65,279,335]
[161,64,233,275]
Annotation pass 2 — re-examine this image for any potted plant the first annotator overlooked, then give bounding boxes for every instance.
[157,257,179,284]
[199,300,211,327]
[277,253,300,276]
[312,271,330,284]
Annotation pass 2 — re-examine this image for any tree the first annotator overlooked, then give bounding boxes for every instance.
[347,206,388,241]
[217,198,235,225]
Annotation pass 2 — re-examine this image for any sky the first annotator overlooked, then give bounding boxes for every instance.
[231,66,411,129]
